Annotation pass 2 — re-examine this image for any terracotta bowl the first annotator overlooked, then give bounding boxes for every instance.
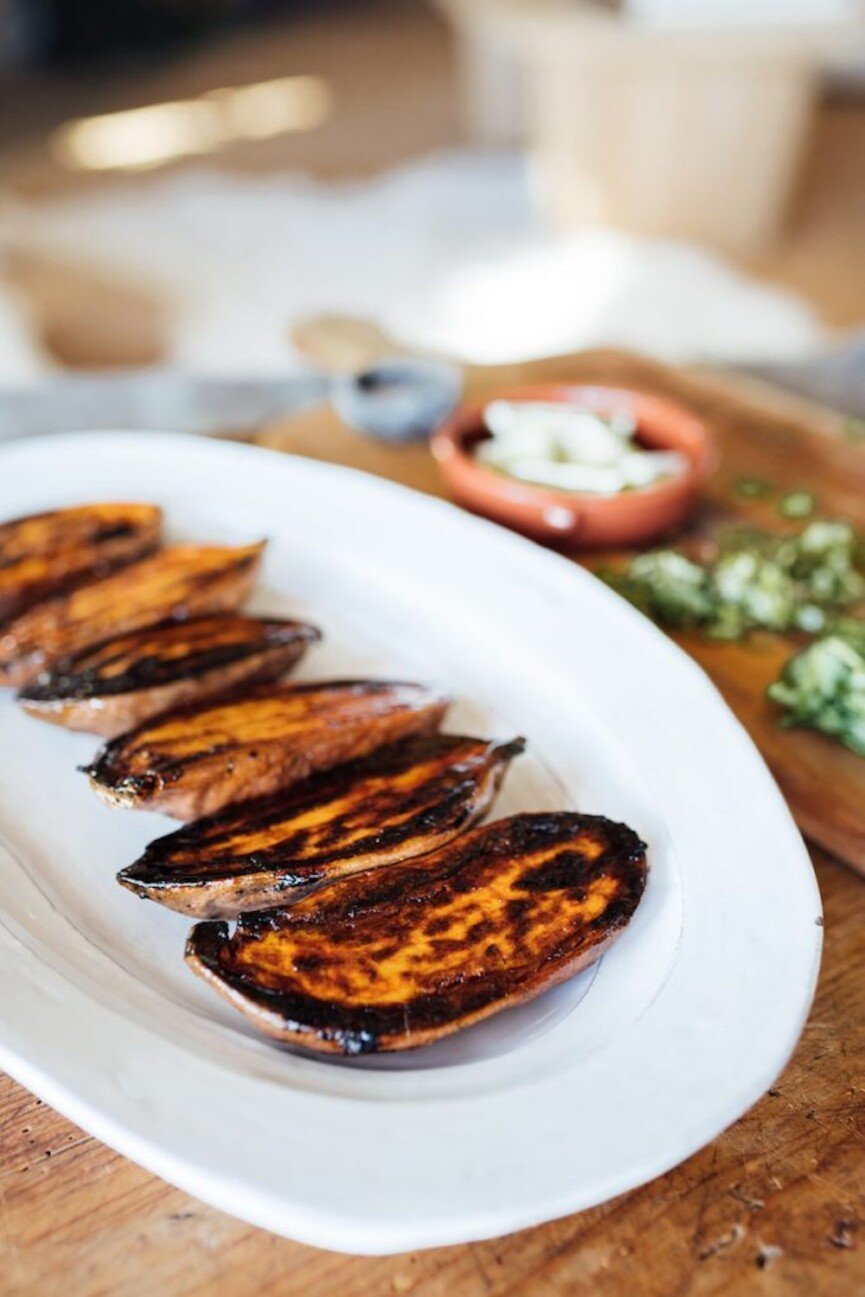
[430,383,715,549]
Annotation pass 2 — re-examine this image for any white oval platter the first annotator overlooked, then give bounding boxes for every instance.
[0,432,821,1255]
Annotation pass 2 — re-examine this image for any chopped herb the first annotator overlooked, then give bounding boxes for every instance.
[611,551,713,627]
[608,514,865,757]
[712,551,795,632]
[734,475,772,499]
[768,637,865,756]
[779,490,815,520]
[793,604,826,634]
[791,521,865,606]
[608,517,865,642]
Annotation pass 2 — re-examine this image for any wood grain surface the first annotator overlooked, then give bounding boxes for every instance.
[2,352,865,1294]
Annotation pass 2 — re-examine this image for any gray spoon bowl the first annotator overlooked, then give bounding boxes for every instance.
[330,356,462,442]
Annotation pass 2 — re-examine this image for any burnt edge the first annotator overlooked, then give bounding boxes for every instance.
[117,734,526,894]
[19,617,320,703]
[0,530,162,624]
[80,679,452,790]
[185,811,648,1055]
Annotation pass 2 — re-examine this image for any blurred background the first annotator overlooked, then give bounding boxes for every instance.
[0,0,864,384]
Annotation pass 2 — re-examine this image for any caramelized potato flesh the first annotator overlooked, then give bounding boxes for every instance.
[186,812,648,1054]
[118,734,524,916]
[0,541,264,686]
[19,614,320,737]
[85,679,450,820]
[0,502,162,623]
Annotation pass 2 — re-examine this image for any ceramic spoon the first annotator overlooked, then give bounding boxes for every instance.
[290,314,462,442]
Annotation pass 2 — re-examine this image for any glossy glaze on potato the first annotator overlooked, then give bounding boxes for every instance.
[118,734,524,916]
[186,811,648,1054]
[85,679,450,820]
[0,541,264,686]
[19,614,320,738]
[0,502,162,623]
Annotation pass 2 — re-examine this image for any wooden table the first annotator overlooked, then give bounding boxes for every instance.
[3,406,865,1295]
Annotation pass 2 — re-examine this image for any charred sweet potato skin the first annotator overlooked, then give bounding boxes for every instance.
[186,812,648,1054]
[0,502,162,623]
[0,541,264,686]
[85,679,450,820]
[18,614,319,737]
[118,734,525,916]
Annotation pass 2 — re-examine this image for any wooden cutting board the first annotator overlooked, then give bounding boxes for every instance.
[258,346,865,875]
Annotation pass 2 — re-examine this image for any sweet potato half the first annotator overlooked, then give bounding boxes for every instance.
[118,733,524,916]
[0,541,264,686]
[84,679,450,820]
[186,811,648,1054]
[0,502,162,624]
[19,613,320,738]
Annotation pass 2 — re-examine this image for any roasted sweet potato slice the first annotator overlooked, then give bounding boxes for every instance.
[118,734,524,916]
[85,679,450,820]
[0,541,264,686]
[0,502,162,623]
[18,614,320,738]
[186,812,647,1054]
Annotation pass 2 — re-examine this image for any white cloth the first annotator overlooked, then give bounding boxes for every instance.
[627,0,861,24]
[8,149,826,375]
[0,281,50,385]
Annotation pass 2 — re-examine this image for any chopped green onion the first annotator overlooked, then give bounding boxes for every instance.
[793,604,826,634]
[607,551,713,627]
[768,637,865,756]
[610,512,865,757]
[779,490,816,520]
[609,511,865,758]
